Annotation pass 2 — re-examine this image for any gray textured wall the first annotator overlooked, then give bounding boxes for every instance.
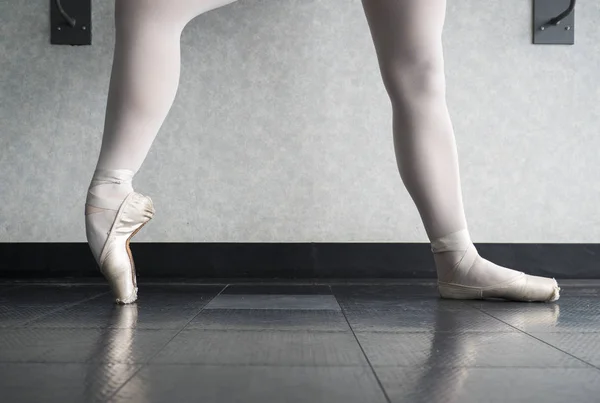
[1,0,599,243]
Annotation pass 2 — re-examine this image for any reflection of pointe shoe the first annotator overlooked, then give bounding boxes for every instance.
[111,304,139,328]
[98,192,155,304]
[496,303,560,328]
[438,274,560,302]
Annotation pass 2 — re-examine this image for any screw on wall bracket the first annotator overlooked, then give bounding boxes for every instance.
[533,0,576,45]
[539,0,576,31]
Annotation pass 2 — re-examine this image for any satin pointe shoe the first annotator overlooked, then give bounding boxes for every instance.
[91,192,155,304]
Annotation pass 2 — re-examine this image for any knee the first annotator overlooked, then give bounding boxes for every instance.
[379,55,446,105]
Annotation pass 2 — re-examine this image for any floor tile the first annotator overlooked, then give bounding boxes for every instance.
[343,307,515,332]
[529,332,600,367]
[205,294,341,310]
[465,300,561,311]
[332,285,470,313]
[0,285,107,327]
[111,365,388,403]
[222,284,332,295]
[1,282,598,402]
[332,284,442,301]
[471,298,600,333]
[188,309,350,331]
[0,328,178,363]
[338,298,469,312]
[0,362,140,403]
[376,367,600,403]
[151,329,368,366]
[0,285,107,305]
[355,331,587,367]
[484,307,600,333]
[466,297,599,313]
[554,297,600,312]
[27,285,223,329]
[557,282,600,298]
[465,296,600,316]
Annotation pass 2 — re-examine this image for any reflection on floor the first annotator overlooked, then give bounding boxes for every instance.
[0,280,599,403]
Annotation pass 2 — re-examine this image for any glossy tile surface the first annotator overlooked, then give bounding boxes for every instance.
[377,367,600,403]
[342,307,515,332]
[110,365,388,403]
[188,308,350,331]
[0,281,598,402]
[473,298,600,333]
[204,294,341,310]
[355,331,586,367]
[28,285,223,329]
[0,363,140,403]
[0,328,179,363]
[528,332,600,367]
[151,329,368,366]
[0,285,107,327]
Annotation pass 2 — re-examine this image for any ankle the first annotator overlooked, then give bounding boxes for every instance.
[431,229,478,282]
[86,168,135,211]
[430,228,472,254]
[433,245,478,283]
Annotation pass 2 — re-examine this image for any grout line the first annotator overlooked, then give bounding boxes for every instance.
[104,284,230,401]
[21,291,110,327]
[475,307,600,370]
[330,285,392,403]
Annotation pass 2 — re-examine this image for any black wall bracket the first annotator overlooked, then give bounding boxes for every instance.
[533,0,576,45]
[50,0,91,45]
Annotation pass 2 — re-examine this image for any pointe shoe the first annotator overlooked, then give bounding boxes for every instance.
[98,192,155,304]
[432,229,560,302]
[438,273,560,302]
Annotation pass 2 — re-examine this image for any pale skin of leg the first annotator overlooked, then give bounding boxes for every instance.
[87,0,558,301]
[361,0,558,300]
[361,0,467,241]
[85,0,238,265]
[87,0,238,213]
[95,0,240,175]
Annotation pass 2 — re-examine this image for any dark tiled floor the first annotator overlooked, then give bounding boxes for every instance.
[0,281,599,402]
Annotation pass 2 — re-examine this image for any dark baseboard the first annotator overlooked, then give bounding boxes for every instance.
[0,242,597,280]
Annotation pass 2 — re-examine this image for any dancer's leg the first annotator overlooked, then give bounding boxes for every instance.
[86,0,238,302]
[360,0,559,301]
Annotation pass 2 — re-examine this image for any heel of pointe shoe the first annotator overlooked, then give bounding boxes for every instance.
[438,282,483,300]
[99,192,155,304]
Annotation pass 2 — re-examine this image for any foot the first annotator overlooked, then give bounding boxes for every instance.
[431,229,559,302]
[85,169,154,304]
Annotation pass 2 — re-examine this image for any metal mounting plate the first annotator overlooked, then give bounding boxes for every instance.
[533,0,575,45]
[50,0,91,45]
